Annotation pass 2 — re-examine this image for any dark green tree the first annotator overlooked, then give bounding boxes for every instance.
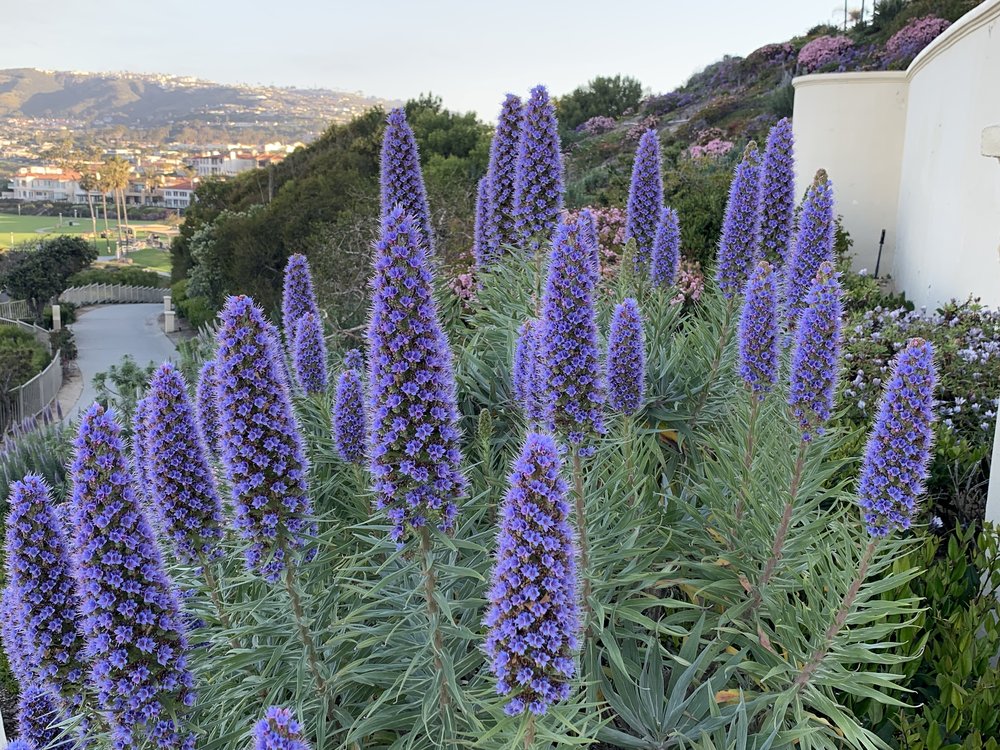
[1,236,98,322]
[555,75,644,133]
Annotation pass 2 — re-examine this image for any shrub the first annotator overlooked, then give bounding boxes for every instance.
[798,35,855,72]
[555,75,644,133]
[575,116,617,135]
[883,15,951,65]
[0,327,49,391]
[170,279,216,330]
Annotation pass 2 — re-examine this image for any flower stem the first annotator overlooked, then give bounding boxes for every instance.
[524,714,536,750]
[197,552,240,650]
[572,449,593,628]
[624,414,637,505]
[794,540,878,689]
[734,396,761,528]
[283,559,326,695]
[690,297,737,428]
[417,526,453,731]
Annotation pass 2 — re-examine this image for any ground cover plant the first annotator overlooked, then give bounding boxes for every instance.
[1,85,997,750]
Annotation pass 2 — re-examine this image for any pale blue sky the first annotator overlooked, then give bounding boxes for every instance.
[3,0,849,119]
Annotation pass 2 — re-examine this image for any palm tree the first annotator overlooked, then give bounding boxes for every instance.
[76,169,99,250]
[108,157,133,244]
[94,170,113,256]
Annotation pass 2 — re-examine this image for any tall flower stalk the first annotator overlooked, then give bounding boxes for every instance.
[195,359,223,458]
[381,107,434,254]
[292,312,328,395]
[758,119,796,267]
[473,175,493,270]
[254,707,311,750]
[282,253,322,351]
[607,299,646,493]
[333,356,367,467]
[485,93,523,256]
[513,85,564,253]
[650,207,680,289]
[785,169,835,329]
[512,319,545,426]
[625,129,663,273]
[716,142,762,299]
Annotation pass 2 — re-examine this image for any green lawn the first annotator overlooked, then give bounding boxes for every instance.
[120,247,172,274]
[0,212,173,253]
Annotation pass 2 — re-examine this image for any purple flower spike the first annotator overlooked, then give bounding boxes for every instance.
[381,107,434,254]
[540,217,606,450]
[292,312,328,395]
[7,740,32,750]
[69,403,195,750]
[785,170,835,328]
[484,94,523,256]
[759,119,796,267]
[4,475,86,705]
[344,348,364,372]
[651,207,681,288]
[333,368,367,466]
[716,143,762,298]
[215,296,315,581]
[282,253,321,343]
[133,396,153,498]
[484,432,580,717]
[473,176,494,270]
[625,129,664,271]
[143,362,226,565]
[738,261,780,399]
[858,339,937,537]
[254,707,310,750]
[512,319,545,424]
[1,584,36,685]
[18,686,71,750]
[195,359,223,457]
[513,85,564,252]
[607,299,646,416]
[578,208,601,286]
[367,207,466,543]
[788,262,843,439]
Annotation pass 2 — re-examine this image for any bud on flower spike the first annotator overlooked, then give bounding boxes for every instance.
[254,707,310,750]
[215,296,315,581]
[716,142,762,298]
[607,298,646,416]
[788,262,842,440]
[381,107,434,254]
[69,403,196,750]
[857,338,936,537]
[281,253,321,342]
[625,129,664,272]
[513,85,564,252]
[785,170,835,328]
[4,475,86,706]
[195,359,223,457]
[512,318,545,424]
[758,119,795,267]
[485,432,580,716]
[484,94,523,255]
[651,207,680,288]
[367,207,466,543]
[143,362,226,565]
[333,365,367,466]
[738,261,780,399]
[292,312,328,395]
[540,216,606,451]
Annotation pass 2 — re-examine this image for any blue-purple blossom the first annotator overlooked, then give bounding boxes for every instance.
[253,707,310,750]
[512,319,545,424]
[625,129,664,271]
[215,296,315,581]
[484,432,579,716]
[292,312,328,395]
[133,396,153,500]
[540,217,606,449]
[716,143,762,298]
[473,176,493,269]
[607,299,646,415]
[513,85,564,251]
[69,403,195,750]
[759,119,795,267]
[578,208,601,286]
[195,359,223,458]
[1,584,35,685]
[18,685,71,750]
[333,367,367,466]
[344,349,364,372]
[281,254,321,344]
[4,475,86,705]
[789,262,843,439]
[738,261,780,399]
[651,207,681,288]
[857,338,937,537]
[484,94,523,255]
[7,740,32,750]
[143,362,226,565]
[381,107,434,254]
[367,207,466,543]
[785,170,835,327]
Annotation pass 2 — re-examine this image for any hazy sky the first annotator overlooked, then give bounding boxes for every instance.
[3,0,848,119]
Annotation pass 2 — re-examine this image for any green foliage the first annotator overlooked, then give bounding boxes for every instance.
[0,235,98,322]
[67,266,169,288]
[91,354,156,429]
[44,300,78,326]
[556,75,644,133]
[0,325,49,390]
[171,278,217,330]
[662,154,735,269]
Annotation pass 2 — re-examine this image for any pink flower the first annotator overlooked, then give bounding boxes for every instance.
[798,36,854,73]
[884,16,950,64]
[688,139,734,160]
[669,259,705,308]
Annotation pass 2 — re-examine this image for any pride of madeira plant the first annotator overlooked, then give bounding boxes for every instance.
[1,100,940,750]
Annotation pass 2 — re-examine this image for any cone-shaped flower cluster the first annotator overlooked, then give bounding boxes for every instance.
[196,359,223,457]
[333,361,367,466]
[758,119,795,267]
[512,85,564,251]
[578,208,601,286]
[1,584,35,685]
[625,130,664,271]
[367,207,466,543]
[785,170,836,327]
[381,108,434,254]
[344,348,364,372]
[69,403,195,750]
[253,707,310,750]
[540,217,606,450]
[4,475,86,704]
[512,318,545,424]
[133,396,153,497]
[282,254,321,341]
[473,176,493,269]
[716,142,762,298]
[215,296,315,581]
[143,362,226,565]
[651,207,681,288]
[789,262,843,439]
[484,94,523,255]
[738,261,780,399]
[18,686,70,750]
[292,312,328,395]
[857,339,937,537]
[485,432,579,716]
[607,299,646,416]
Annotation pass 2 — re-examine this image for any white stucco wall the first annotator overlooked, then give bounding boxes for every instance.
[792,73,908,274]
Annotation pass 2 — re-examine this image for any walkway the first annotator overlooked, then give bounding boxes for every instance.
[65,304,177,422]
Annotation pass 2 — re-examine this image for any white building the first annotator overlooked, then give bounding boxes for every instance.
[6,166,86,202]
[160,180,195,210]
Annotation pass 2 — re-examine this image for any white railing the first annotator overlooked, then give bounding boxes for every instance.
[1,350,62,435]
[0,316,51,353]
[60,283,168,305]
[0,299,30,320]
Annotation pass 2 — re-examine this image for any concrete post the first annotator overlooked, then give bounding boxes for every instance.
[51,304,61,332]
[164,310,176,334]
[981,125,1000,524]
[164,295,172,313]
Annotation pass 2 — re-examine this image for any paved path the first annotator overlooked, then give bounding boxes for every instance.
[65,304,177,421]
